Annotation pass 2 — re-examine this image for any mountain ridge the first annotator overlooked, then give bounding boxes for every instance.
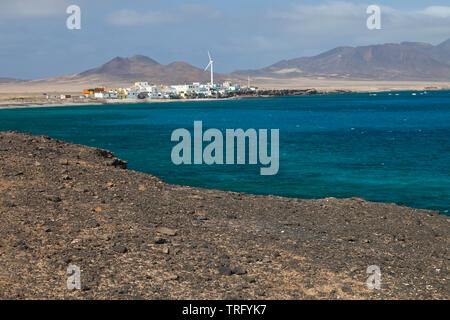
[2,38,449,86]
[233,39,450,81]
[66,55,231,85]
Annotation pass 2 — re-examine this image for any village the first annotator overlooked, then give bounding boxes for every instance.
[41,80,258,102]
[45,52,258,102]
[77,80,256,101]
[41,82,328,104]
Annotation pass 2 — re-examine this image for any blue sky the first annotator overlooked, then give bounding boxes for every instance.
[0,0,449,79]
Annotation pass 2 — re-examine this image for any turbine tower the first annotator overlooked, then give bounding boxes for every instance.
[204,51,214,86]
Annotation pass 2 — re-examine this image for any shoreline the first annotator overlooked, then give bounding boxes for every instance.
[0,87,448,110]
[0,131,448,299]
[0,97,236,110]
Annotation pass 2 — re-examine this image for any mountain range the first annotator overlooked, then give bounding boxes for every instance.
[13,55,231,88]
[73,55,231,85]
[233,39,450,81]
[2,39,450,86]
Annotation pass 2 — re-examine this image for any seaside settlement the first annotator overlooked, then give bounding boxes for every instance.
[46,81,257,102]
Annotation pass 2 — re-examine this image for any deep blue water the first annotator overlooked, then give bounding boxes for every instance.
[0,91,449,214]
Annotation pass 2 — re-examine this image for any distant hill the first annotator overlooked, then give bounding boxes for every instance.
[233,39,450,81]
[437,38,450,52]
[44,55,232,86]
[0,78,23,84]
[401,41,450,66]
[2,39,449,91]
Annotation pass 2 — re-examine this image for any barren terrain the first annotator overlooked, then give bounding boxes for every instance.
[0,131,448,299]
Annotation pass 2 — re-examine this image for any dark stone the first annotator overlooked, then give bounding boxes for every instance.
[14,240,28,250]
[45,195,62,202]
[154,237,167,244]
[81,284,91,291]
[110,158,128,169]
[95,148,114,159]
[232,267,247,275]
[219,254,230,261]
[2,201,16,207]
[341,285,353,294]
[217,265,233,276]
[112,244,128,253]
[87,220,100,228]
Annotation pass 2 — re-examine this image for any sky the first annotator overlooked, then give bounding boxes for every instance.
[0,0,449,79]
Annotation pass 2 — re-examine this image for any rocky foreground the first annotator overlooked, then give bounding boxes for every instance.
[0,131,448,299]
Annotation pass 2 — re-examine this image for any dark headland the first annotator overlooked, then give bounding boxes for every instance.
[0,131,448,299]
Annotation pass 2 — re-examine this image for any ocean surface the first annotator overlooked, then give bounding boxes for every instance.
[0,91,449,214]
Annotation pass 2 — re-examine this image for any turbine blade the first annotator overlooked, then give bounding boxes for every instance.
[208,51,212,61]
[204,62,212,71]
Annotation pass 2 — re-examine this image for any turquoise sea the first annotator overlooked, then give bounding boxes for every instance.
[0,91,449,214]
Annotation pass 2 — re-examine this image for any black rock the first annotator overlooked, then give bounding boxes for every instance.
[232,267,247,275]
[154,237,167,244]
[2,201,16,207]
[95,148,114,159]
[112,244,128,253]
[110,158,128,169]
[86,220,100,228]
[218,265,233,276]
[45,195,62,202]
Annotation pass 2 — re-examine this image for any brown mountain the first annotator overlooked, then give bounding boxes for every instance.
[2,39,449,93]
[0,55,239,93]
[401,41,450,66]
[233,39,450,80]
[61,55,231,86]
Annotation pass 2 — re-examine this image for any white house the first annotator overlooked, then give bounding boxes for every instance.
[171,84,190,94]
[127,91,139,99]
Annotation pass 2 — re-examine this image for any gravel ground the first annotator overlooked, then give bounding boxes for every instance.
[0,131,448,299]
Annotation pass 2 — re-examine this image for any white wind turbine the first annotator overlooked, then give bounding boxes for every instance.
[204,51,214,86]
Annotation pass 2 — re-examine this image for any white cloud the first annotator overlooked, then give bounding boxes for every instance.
[265,2,450,46]
[0,0,72,18]
[107,4,222,26]
[178,4,222,18]
[108,9,174,26]
[268,1,362,21]
[419,6,450,18]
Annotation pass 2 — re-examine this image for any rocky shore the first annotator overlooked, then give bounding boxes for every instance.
[0,131,448,299]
